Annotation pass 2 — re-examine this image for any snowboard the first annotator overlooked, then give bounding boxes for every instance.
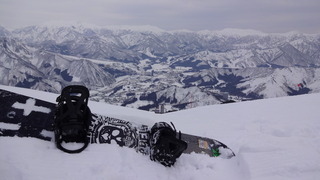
[0,88,235,159]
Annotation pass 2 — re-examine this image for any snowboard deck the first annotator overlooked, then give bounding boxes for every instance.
[0,88,235,159]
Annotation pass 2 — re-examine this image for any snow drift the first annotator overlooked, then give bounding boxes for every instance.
[0,85,319,180]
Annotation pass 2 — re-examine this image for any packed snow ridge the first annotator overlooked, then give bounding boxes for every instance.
[0,85,319,180]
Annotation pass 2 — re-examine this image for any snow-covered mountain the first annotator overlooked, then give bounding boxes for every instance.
[1,85,319,180]
[0,24,320,111]
[0,37,115,93]
[9,24,320,67]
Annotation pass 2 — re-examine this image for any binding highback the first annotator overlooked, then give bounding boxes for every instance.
[54,85,91,153]
[149,122,188,167]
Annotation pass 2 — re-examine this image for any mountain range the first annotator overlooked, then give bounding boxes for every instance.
[1,23,319,112]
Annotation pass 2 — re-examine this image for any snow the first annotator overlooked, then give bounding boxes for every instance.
[1,85,320,180]
[151,63,169,71]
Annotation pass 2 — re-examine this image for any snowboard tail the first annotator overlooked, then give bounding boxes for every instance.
[0,90,55,141]
[181,133,235,159]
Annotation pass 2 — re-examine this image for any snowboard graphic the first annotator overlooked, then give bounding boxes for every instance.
[0,88,235,159]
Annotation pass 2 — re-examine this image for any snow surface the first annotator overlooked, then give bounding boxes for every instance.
[0,85,320,180]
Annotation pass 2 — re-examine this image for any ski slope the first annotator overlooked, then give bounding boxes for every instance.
[0,85,319,180]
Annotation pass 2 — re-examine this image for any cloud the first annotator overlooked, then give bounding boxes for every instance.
[0,0,319,33]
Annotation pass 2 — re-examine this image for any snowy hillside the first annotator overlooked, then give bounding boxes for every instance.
[0,85,319,180]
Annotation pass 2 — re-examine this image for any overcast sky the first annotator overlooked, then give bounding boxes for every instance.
[0,0,319,33]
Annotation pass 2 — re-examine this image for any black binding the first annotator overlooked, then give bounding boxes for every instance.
[54,85,91,153]
[149,122,188,167]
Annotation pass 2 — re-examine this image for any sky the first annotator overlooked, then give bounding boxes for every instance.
[0,0,319,33]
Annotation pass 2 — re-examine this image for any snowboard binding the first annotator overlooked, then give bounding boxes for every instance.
[149,122,188,167]
[54,85,92,153]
